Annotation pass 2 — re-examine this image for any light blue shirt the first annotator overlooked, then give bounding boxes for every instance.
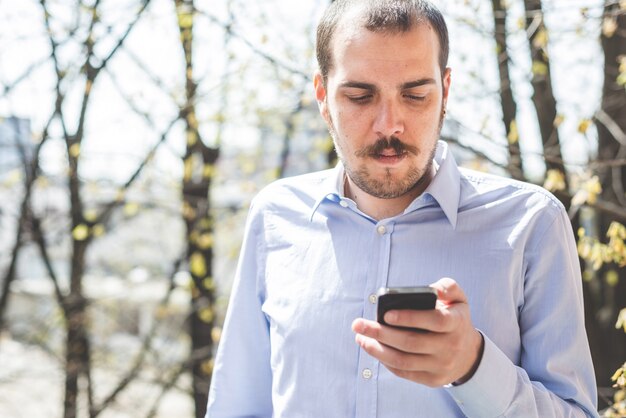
[207,141,598,418]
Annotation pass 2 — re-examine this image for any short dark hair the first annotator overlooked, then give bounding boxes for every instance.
[316,0,449,85]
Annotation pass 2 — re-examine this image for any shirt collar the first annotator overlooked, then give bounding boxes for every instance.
[419,140,461,228]
[309,140,461,227]
[309,164,345,221]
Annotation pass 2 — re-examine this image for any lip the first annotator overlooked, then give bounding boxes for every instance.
[371,152,407,165]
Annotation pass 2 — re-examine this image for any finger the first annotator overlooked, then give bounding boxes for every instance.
[353,318,441,354]
[355,333,433,372]
[429,277,467,305]
[384,308,456,333]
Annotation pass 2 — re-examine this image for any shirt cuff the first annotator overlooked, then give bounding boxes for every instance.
[444,331,517,417]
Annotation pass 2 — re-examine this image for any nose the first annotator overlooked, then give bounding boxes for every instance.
[373,100,404,138]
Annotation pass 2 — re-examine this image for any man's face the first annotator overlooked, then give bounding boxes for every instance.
[314,21,451,199]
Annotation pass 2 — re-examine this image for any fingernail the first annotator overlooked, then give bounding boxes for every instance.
[385,311,397,324]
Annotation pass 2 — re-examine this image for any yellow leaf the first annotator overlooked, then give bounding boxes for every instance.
[84,209,97,222]
[198,307,214,323]
[532,28,549,50]
[606,270,619,287]
[72,224,89,241]
[203,277,215,291]
[69,143,80,158]
[603,16,618,38]
[578,119,592,134]
[591,242,604,270]
[200,359,214,375]
[189,252,206,277]
[543,169,566,192]
[203,164,216,179]
[531,61,548,77]
[553,114,565,128]
[187,112,198,130]
[582,269,593,282]
[616,308,626,332]
[116,189,125,202]
[197,233,213,249]
[187,130,197,146]
[182,201,196,220]
[608,222,626,240]
[583,176,602,204]
[124,202,140,217]
[578,238,592,259]
[177,12,193,29]
[211,327,222,344]
[183,157,193,181]
[92,224,105,237]
[85,79,92,95]
[507,119,519,144]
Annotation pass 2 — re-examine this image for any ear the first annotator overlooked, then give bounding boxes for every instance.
[314,72,330,124]
[442,67,451,107]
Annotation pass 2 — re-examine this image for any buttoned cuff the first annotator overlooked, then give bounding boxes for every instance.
[444,331,517,418]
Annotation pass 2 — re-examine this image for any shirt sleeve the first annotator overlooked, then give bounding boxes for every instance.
[445,205,599,418]
[206,201,273,418]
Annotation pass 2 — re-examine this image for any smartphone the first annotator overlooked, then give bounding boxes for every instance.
[376,286,437,329]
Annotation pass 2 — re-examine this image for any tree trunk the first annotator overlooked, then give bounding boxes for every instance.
[592,1,626,389]
[523,0,567,190]
[491,0,524,180]
[176,1,218,416]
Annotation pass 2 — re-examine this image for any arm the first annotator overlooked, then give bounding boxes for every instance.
[206,203,273,418]
[445,207,598,417]
[353,208,598,417]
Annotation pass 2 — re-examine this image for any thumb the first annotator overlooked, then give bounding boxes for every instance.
[429,277,467,305]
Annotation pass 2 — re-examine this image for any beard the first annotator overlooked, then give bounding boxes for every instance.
[328,104,445,200]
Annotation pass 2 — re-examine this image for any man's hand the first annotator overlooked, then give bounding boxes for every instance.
[351,278,484,387]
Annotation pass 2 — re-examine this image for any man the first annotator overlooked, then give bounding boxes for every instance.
[207,0,598,416]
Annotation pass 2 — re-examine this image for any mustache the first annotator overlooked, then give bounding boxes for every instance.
[355,136,418,158]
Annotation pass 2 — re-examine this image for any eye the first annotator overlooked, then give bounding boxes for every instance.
[347,95,373,103]
[404,94,426,102]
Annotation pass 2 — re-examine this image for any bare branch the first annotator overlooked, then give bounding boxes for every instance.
[89,255,185,418]
[194,7,311,80]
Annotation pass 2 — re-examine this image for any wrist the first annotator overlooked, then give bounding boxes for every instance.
[452,330,485,386]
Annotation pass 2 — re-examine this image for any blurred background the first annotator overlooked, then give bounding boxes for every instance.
[0,0,624,417]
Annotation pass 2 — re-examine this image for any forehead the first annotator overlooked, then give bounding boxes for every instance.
[329,19,441,86]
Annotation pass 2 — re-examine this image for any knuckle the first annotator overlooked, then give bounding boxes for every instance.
[403,332,420,350]
[392,354,410,371]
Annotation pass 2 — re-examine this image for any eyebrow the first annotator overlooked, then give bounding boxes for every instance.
[338,78,437,91]
[401,78,437,89]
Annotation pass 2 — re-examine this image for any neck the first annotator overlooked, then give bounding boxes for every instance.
[344,166,435,220]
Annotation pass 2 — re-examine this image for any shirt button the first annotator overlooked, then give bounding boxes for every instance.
[362,368,373,379]
[339,200,348,208]
[368,294,377,304]
[376,225,386,235]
